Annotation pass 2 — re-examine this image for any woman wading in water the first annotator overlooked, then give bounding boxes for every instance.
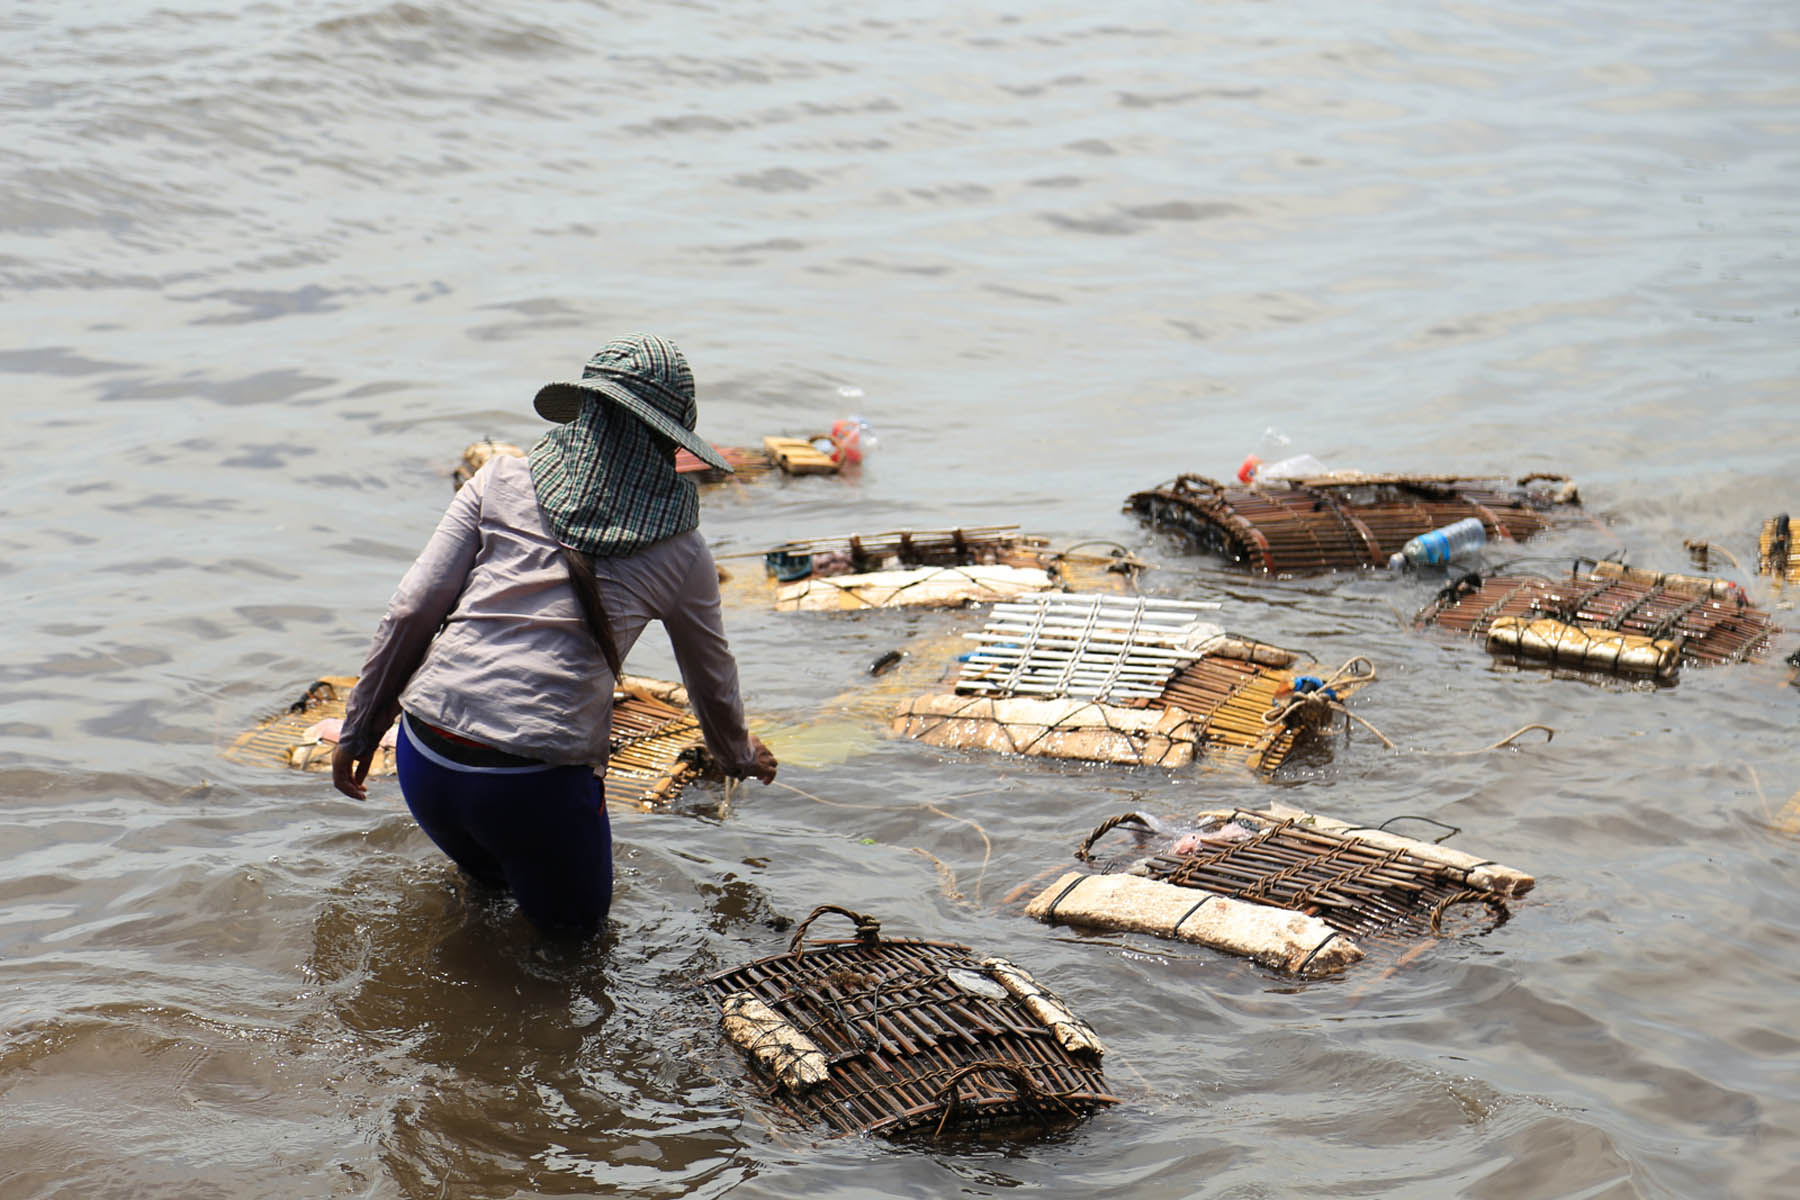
[332,334,776,935]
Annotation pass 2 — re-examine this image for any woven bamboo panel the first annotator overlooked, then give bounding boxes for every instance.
[1159,657,1303,774]
[1126,472,1578,575]
[606,693,709,807]
[1416,567,1775,672]
[222,676,396,775]
[1759,515,1800,586]
[702,906,1117,1139]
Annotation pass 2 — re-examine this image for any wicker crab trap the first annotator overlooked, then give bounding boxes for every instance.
[892,593,1373,773]
[1415,560,1777,681]
[222,674,724,806]
[702,905,1118,1140]
[763,525,1146,612]
[1023,806,1534,977]
[1125,471,1580,576]
[1759,514,1800,588]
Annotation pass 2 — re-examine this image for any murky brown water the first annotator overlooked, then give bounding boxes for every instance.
[3,2,1797,1196]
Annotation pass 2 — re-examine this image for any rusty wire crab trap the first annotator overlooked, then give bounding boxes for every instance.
[702,905,1118,1140]
[1415,559,1776,681]
[892,593,1373,774]
[1022,807,1534,976]
[1125,471,1580,575]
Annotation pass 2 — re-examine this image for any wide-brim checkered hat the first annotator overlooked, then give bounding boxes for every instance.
[533,334,733,474]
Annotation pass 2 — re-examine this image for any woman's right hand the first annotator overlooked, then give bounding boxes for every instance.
[332,743,372,801]
[745,736,778,785]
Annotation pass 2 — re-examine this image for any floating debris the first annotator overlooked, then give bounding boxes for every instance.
[222,673,726,806]
[675,443,774,481]
[777,564,1058,612]
[453,439,771,490]
[1024,805,1531,975]
[1416,561,1775,678]
[764,525,1092,611]
[701,905,1117,1139]
[895,594,1370,773]
[1759,514,1799,587]
[1125,471,1580,575]
[452,439,526,489]
[762,435,841,475]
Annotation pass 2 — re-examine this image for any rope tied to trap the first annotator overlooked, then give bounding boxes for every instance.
[1260,655,1391,747]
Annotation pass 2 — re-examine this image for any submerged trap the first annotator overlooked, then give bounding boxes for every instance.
[1025,805,1533,976]
[763,525,1146,611]
[222,674,727,806]
[1126,471,1580,576]
[702,905,1117,1140]
[894,593,1372,773]
[1415,560,1776,680]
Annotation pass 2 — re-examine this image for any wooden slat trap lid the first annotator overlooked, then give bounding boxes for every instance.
[895,593,1372,773]
[1414,561,1776,679]
[1024,806,1533,977]
[702,905,1118,1139]
[221,674,721,806]
[1125,471,1580,576]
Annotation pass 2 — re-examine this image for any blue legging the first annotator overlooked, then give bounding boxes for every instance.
[395,720,612,936]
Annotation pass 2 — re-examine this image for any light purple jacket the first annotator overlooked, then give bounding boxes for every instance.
[339,454,756,772]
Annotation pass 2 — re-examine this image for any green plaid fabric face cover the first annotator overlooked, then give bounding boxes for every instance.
[529,399,699,558]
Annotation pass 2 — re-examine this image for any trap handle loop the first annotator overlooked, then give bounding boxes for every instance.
[1074,812,1159,863]
[788,904,883,954]
[929,1058,1074,1137]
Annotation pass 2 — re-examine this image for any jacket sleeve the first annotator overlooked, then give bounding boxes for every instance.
[661,541,758,775]
[338,471,486,758]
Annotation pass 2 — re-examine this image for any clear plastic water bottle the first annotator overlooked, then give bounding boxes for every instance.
[1388,517,1487,569]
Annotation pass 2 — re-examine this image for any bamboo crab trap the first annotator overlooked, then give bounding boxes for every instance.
[1415,560,1776,680]
[1125,471,1580,575]
[220,676,396,775]
[1024,806,1534,977]
[766,525,1081,612]
[452,439,773,490]
[1759,514,1800,588]
[701,905,1118,1139]
[893,594,1372,773]
[221,675,721,806]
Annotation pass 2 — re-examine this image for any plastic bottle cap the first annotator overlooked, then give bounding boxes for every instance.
[1387,552,1405,570]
